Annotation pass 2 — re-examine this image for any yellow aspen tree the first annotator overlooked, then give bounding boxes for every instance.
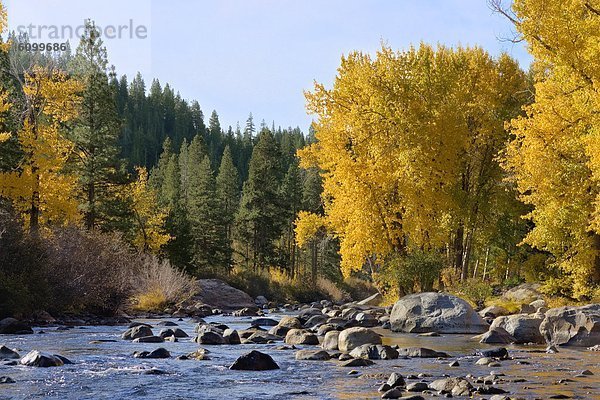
[0,66,82,231]
[129,167,171,253]
[0,0,11,143]
[299,44,527,282]
[496,0,600,297]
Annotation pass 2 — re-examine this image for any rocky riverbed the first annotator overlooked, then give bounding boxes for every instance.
[0,290,599,399]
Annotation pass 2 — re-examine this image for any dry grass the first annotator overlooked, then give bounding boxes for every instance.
[484,297,522,314]
[317,277,351,303]
[130,255,195,312]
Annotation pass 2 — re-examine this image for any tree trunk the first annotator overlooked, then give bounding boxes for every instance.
[311,240,318,285]
[591,231,600,284]
[454,225,464,274]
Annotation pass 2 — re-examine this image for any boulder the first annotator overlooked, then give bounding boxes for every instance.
[406,382,428,392]
[539,304,600,347]
[133,348,170,359]
[355,312,379,327]
[316,324,338,336]
[476,347,509,359]
[349,344,399,360]
[132,336,164,343]
[490,314,544,344]
[322,330,340,350]
[474,327,516,344]
[390,293,488,334]
[250,318,278,327]
[304,314,328,328]
[122,325,153,340]
[0,376,15,384]
[387,372,405,388]
[284,329,319,345]
[397,347,448,358]
[0,318,33,335]
[245,331,280,344]
[429,377,473,396]
[338,327,381,352]
[278,316,303,329]
[0,345,20,359]
[20,350,67,367]
[255,295,269,306]
[295,349,331,360]
[502,283,542,304]
[189,279,256,311]
[224,329,241,344]
[338,358,374,367]
[196,330,226,345]
[233,307,259,317]
[229,350,279,370]
[298,308,323,323]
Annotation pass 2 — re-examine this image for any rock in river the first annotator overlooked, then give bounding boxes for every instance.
[0,345,20,359]
[390,292,488,334]
[338,327,381,352]
[229,350,280,370]
[295,350,331,360]
[0,318,33,335]
[539,304,600,347]
[133,348,170,359]
[349,344,399,360]
[122,325,153,340]
[285,329,319,345]
[475,327,516,344]
[490,313,544,344]
[20,350,69,367]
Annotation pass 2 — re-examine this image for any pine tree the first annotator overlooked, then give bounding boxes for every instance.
[280,160,303,276]
[216,145,240,269]
[68,20,124,230]
[235,129,285,270]
[188,153,226,273]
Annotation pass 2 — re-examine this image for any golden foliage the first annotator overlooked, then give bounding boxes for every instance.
[129,167,171,253]
[503,0,600,297]
[0,67,82,230]
[300,44,527,277]
[294,211,325,247]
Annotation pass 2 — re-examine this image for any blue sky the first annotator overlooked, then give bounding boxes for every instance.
[5,0,530,132]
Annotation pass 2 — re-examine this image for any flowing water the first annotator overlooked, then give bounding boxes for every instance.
[0,314,599,399]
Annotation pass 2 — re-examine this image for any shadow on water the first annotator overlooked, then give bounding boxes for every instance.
[0,314,598,399]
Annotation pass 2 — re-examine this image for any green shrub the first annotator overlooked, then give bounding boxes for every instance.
[450,278,493,309]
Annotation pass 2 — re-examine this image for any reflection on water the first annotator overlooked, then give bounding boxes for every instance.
[0,314,598,399]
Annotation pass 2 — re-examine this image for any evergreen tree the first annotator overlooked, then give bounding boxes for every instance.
[280,161,303,276]
[68,20,124,230]
[216,145,240,270]
[188,153,226,273]
[235,129,285,270]
[207,110,222,166]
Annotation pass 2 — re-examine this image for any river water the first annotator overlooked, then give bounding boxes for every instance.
[0,313,598,399]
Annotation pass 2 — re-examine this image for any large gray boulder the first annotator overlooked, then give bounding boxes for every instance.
[490,313,544,344]
[539,304,600,347]
[284,329,319,345]
[188,279,256,311]
[390,292,488,334]
[0,318,33,335]
[337,327,381,351]
[20,351,68,367]
[502,283,542,304]
[322,330,340,350]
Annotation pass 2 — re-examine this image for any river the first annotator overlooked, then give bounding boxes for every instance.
[0,313,599,399]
